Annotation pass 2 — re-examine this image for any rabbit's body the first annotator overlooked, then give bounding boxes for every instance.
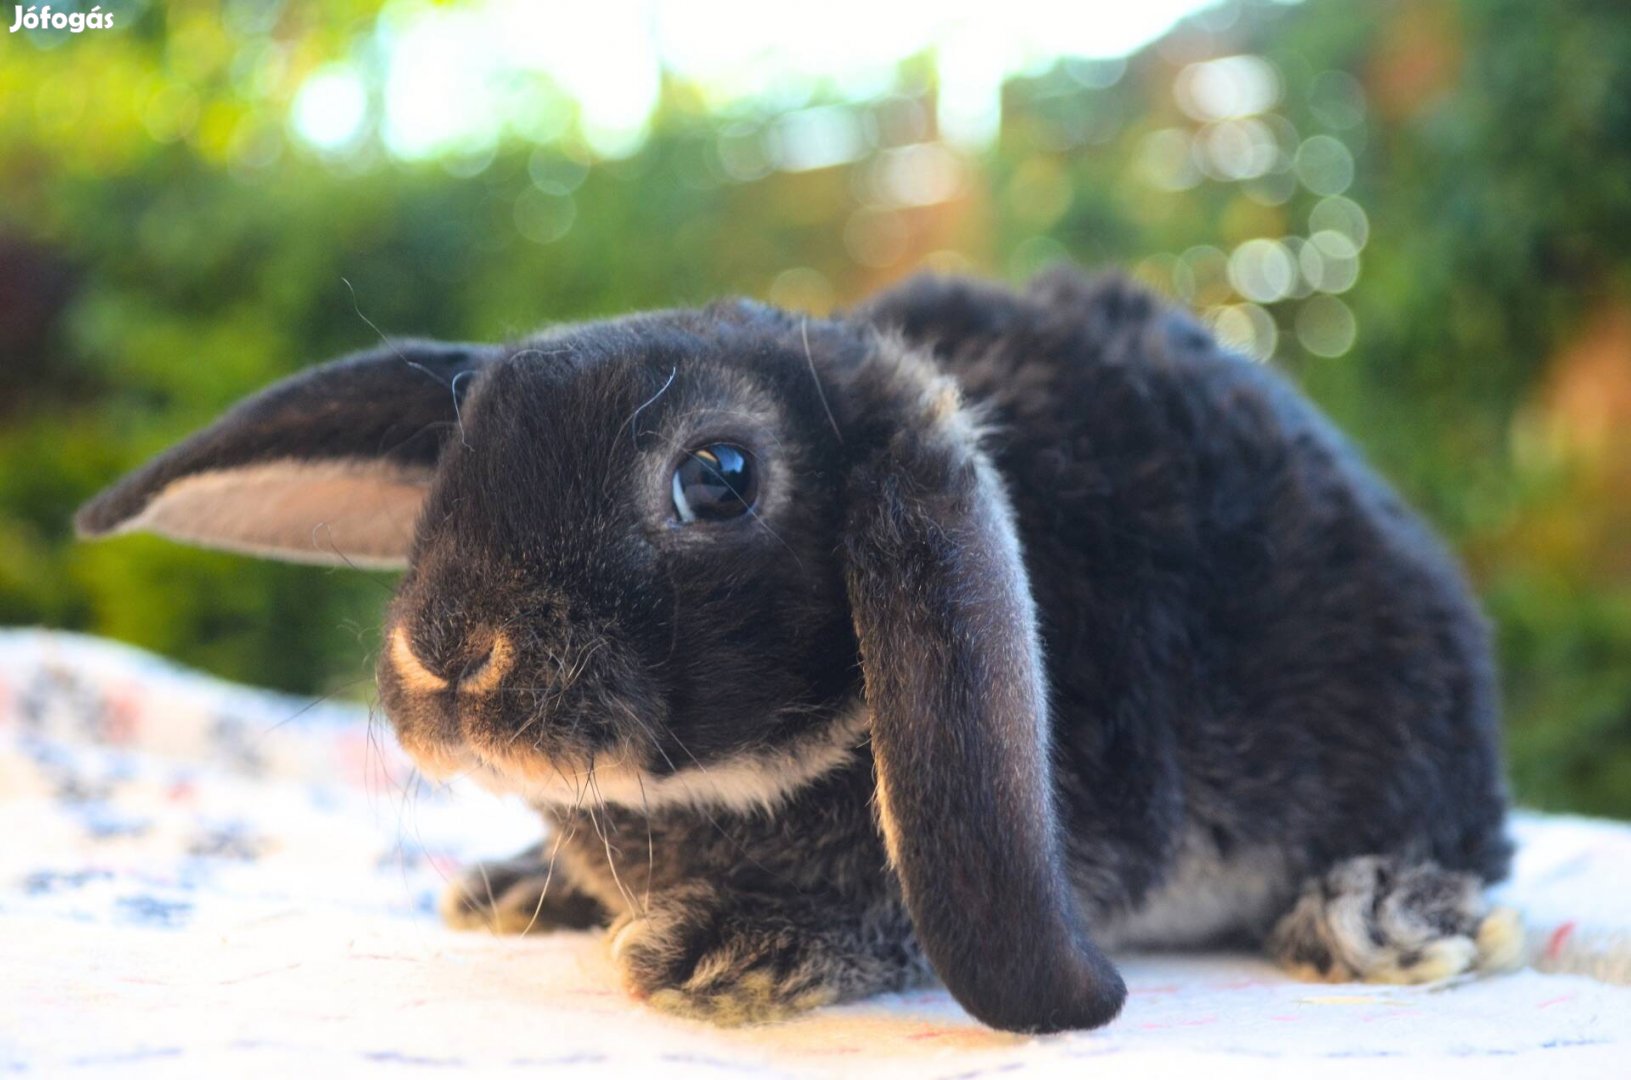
[79,268,1516,1033]
[861,272,1512,917]
[446,271,1516,1013]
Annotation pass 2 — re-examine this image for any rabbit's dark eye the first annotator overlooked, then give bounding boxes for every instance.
[672,444,758,523]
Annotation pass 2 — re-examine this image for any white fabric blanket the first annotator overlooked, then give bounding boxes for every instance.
[3,629,1628,1077]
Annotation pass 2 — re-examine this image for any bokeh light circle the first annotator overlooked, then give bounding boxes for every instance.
[1295,295,1358,356]
[1294,135,1355,196]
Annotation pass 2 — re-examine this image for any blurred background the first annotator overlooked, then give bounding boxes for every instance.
[1,0,1627,817]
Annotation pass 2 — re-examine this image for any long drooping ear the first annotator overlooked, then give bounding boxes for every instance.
[842,356,1126,1033]
[75,341,496,569]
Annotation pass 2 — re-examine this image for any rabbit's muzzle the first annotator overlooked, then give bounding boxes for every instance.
[376,606,666,797]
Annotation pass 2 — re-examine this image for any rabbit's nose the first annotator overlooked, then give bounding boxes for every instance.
[453,635,512,695]
[388,625,513,695]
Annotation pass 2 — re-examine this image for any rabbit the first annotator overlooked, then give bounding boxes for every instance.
[76,267,1520,1033]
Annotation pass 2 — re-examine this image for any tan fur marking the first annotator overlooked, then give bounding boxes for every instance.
[389,625,449,694]
[458,632,513,695]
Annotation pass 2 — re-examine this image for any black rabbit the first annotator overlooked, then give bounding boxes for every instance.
[78,268,1519,1033]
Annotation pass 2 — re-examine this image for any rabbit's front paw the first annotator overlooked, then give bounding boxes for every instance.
[441,843,608,935]
[609,892,841,1025]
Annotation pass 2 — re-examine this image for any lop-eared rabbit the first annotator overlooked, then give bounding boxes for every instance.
[79,269,1519,1032]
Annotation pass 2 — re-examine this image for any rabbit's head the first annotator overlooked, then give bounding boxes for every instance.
[77,298,1126,1032]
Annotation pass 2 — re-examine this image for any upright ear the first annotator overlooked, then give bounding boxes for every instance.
[842,356,1126,1033]
[75,341,496,569]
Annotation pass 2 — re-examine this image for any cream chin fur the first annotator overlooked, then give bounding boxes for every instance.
[443,701,873,815]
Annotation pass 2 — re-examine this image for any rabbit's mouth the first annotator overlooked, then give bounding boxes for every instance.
[388,709,660,807]
[397,732,647,802]
[397,699,874,815]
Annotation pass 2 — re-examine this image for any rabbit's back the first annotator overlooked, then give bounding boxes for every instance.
[858,270,1511,923]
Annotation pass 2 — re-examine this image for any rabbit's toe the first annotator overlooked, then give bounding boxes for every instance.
[643,970,838,1027]
[1269,856,1523,985]
[1474,906,1526,972]
[610,896,840,1025]
[441,845,607,934]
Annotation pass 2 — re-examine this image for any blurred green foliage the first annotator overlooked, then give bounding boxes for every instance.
[2,0,1628,816]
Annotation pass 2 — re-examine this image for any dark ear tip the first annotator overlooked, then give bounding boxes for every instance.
[73,503,112,539]
[974,959,1127,1034]
[1053,968,1127,1033]
[74,485,134,539]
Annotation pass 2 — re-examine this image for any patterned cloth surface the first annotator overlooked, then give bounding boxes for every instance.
[3,628,1629,1078]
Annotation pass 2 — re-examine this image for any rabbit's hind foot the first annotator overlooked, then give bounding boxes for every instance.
[1268,855,1523,985]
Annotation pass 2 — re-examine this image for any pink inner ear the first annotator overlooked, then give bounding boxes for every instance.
[117,458,431,569]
